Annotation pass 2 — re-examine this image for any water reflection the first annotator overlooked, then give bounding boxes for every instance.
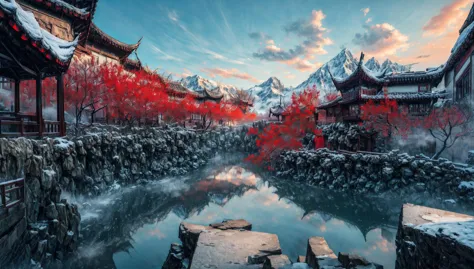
[64,163,473,269]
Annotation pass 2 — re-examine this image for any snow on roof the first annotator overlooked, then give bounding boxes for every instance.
[361,92,447,100]
[0,0,78,62]
[452,20,474,54]
[49,0,89,16]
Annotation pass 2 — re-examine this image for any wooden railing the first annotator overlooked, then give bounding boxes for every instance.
[0,178,24,216]
[0,117,61,137]
[43,120,61,136]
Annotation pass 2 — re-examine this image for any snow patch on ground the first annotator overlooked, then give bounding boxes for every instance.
[459,181,474,190]
[416,221,474,249]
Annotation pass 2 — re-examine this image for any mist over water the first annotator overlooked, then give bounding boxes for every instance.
[62,155,474,269]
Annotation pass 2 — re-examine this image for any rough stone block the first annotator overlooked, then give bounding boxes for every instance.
[306,237,337,268]
[209,219,252,231]
[396,203,474,269]
[178,222,210,258]
[263,254,291,269]
[190,229,281,269]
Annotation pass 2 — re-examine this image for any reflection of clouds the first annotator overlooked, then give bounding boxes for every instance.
[148,228,166,239]
[212,166,259,186]
[319,224,327,232]
[349,228,396,265]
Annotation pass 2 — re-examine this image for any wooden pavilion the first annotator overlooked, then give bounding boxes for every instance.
[0,0,93,137]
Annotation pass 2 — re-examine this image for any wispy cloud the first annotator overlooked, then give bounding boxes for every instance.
[366,18,372,24]
[200,48,246,65]
[361,7,370,16]
[416,55,431,59]
[202,68,260,83]
[353,23,409,57]
[150,44,183,62]
[423,0,471,36]
[168,10,179,22]
[248,32,272,41]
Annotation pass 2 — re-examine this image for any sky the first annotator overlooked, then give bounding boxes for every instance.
[93,0,473,89]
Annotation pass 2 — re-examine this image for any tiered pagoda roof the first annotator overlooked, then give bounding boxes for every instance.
[329,53,386,91]
[194,87,224,101]
[0,0,81,79]
[87,23,142,60]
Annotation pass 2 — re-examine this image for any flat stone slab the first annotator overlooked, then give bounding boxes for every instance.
[400,203,474,227]
[179,222,211,257]
[190,229,281,269]
[210,219,252,231]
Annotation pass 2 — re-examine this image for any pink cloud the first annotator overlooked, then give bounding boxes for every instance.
[202,68,260,83]
[353,23,409,57]
[423,0,471,36]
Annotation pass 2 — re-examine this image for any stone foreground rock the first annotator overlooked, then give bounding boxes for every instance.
[191,229,281,269]
[165,220,384,269]
[396,203,474,269]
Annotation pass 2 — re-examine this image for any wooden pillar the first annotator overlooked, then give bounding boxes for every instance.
[14,79,20,114]
[56,73,65,136]
[36,75,43,137]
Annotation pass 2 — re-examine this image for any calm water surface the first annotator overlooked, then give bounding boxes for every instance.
[66,158,473,269]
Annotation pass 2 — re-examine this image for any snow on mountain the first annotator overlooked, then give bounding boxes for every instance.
[294,48,412,96]
[247,77,290,114]
[179,75,240,100]
[294,48,358,95]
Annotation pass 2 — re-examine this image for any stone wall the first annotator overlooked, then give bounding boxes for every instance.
[274,148,474,202]
[0,124,258,268]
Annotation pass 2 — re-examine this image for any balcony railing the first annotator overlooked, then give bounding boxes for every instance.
[0,178,24,216]
[0,115,61,137]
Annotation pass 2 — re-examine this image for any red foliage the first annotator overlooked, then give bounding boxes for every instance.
[325,92,339,102]
[246,86,322,165]
[359,97,413,138]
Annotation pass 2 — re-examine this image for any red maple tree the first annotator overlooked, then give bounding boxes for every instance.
[246,86,322,166]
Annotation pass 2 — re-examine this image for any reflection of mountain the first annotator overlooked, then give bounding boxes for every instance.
[66,167,256,269]
[265,179,400,240]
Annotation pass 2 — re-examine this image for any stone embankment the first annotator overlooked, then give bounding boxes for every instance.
[163,219,383,269]
[274,149,474,202]
[0,124,259,268]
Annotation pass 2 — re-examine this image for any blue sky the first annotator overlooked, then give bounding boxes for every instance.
[93,0,471,88]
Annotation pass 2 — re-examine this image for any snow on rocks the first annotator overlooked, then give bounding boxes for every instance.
[396,204,474,268]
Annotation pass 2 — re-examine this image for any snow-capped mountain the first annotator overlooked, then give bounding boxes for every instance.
[294,48,412,96]
[247,77,290,114]
[179,75,240,100]
[294,48,358,94]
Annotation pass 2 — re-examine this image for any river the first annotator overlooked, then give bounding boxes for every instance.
[63,155,474,269]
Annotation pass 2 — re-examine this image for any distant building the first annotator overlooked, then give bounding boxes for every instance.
[317,52,446,124]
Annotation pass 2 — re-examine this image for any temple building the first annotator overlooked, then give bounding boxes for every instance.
[75,22,143,71]
[317,52,447,124]
[0,0,94,137]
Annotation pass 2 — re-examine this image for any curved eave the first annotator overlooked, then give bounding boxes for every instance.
[446,21,474,72]
[459,3,474,34]
[21,0,90,20]
[89,23,142,58]
[329,52,383,91]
